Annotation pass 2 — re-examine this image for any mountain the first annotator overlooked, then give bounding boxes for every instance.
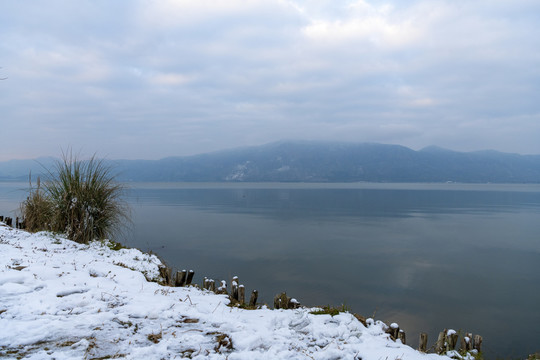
[2,141,540,183]
[0,157,57,182]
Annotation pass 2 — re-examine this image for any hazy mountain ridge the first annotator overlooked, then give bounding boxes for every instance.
[2,141,540,183]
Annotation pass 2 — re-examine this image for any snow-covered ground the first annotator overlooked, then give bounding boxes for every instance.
[0,222,454,360]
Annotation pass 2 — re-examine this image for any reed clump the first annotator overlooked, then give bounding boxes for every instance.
[20,176,54,232]
[20,152,128,244]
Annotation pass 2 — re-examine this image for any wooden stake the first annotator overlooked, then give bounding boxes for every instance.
[158,265,171,285]
[273,293,281,309]
[461,333,473,352]
[387,323,399,340]
[446,330,458,350]
[175,270,187,287]
[435,330,447,354]
[418,333,428,352]
[473,335,483,352]
[231,278,239,301]
[249,290,258,306]
[398,330,406,345]
[238,285,245,305]
[186,270,194,285]
[274,292,291,309]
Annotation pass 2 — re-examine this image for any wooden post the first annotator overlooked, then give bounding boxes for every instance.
[158,265,171,285]
[231,277,239,301]
[418,333,428,352]
[461,333,473,352]
[202,277,208,289]
[185,270,194,285]
[273,293,281,309]
[398,330,406,345]
[249,290,258,307]
[238,285,245,305]
[209,279,216,292]
[473,335,482,352]
[387,323,399,340]
[435,330,446,354]
[274,292,291,309]
[0,215,4,222]
[289,298,300,309]
[175,270,187,287]
[16,217,19,229]
[446,330,458,350]
[216,280,227,295]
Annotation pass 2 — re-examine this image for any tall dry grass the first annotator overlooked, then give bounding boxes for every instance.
[20,176,54,232]
[20,152,128,244]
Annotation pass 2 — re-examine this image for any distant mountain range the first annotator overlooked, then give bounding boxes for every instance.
[2,141,540,183]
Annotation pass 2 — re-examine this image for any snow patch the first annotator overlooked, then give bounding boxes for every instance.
[0,226,452,360]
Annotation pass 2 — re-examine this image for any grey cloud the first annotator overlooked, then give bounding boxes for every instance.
[1,0,540,160]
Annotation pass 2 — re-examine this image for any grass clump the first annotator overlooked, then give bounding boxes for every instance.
[20,151,128,244]
[20,176,54,232]
[310,304,351,316]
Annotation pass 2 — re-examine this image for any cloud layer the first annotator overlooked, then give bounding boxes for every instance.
[1,0,540,160]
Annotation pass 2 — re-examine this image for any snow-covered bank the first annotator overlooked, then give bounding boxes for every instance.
[1,223,452,360]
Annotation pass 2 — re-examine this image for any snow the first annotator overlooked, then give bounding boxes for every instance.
[0,223,454,359]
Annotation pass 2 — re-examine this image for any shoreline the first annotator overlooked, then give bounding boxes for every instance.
[0,222,476,360]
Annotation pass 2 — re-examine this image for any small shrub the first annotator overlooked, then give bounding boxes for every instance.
[20,151,129,244]
[20,176,54,232]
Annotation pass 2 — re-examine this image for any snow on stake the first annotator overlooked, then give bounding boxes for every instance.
[430,328,482,354]
[155,266,259,308]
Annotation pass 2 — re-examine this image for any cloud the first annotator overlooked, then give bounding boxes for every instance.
[1,0,539,160]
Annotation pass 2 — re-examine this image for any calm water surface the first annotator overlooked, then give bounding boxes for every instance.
[2,182,540,358]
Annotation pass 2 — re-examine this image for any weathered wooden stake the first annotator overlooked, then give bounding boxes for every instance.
[446,330,458,350]
[0,215,4,222]
[387,323,399,340]
[273,293,281,309]
[274,292,291,309]
[158,265,172,285]
[435,330,447,354]
[238,285,245,305]
[418,333,428,352]
[473,335,483,352]
[231,277,239,301]
[185,270,194,285]
[208,279,216,292]
[461,332,473,352]
[249,290,258,306]
[216,280,228,294]
[398,330,406,345]
[175,270,187,287]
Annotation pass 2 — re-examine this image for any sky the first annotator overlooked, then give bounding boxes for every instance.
[1,0,540,161]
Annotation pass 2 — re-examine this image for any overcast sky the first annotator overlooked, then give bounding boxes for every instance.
[1,0,540,160]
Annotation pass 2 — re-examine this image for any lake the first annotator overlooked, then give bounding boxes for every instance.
[2,182,540,358]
